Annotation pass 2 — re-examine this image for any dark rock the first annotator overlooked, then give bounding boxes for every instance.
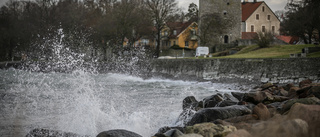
[261,83,273,90]
[218,100,238,107]
[203,94,224,108]
[186,105,251,126]
[279,89,288,96]
[299,79,312,88]
[281,97,320,114]
[163,129,184,137]
[283,83,295,91]
[231,92,245,101]
[304,86,320,99]
[26,128,89,137]
[224,93,239,102]
[183,96,199,110]
[97,130,142,137]
[297,86,313,98]
[252,103,270,120]
[156,127,185,135]
[243,91,267,104]
[288,87,300,97]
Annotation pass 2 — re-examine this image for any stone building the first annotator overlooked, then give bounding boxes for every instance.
[200,0,281,48]
[199,0,242,45]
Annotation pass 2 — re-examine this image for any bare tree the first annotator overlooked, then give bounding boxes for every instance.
[146,0,178,58]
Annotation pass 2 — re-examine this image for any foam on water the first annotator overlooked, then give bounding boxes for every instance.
[0,28,244,137]
[0,69,243,137]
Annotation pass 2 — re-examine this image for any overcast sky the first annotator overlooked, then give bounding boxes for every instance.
[0,0,287,12]
[178,0,287,12]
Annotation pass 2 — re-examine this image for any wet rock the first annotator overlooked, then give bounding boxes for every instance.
[183,96,200,110]
[186,105,251,126]
[26,128,89,137]
[203,94,224,108]
[165,129,184,137]
[261,83,273,90]
[252,103,270,120]
[243,91,268,104]
[218,100,238,107]
[287,103,320,137]
[279,89,288,96]
[281,97,320,114]
[231,92,245,101]
[299,79,312,88]
[250,119,308,137]
[226,129,252,137]
[283,83,295,91]
[97,130,142,137]
[179,134,203,137]
[288,87,300,97]
[185,123,236,137]
[300,86,320,99]
[224,93,239,102]
[296,86,313,98]
[156,126,185,135]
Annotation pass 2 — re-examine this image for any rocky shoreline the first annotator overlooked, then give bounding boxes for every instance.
[24,79,320,137]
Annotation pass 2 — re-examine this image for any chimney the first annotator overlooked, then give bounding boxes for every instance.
[253,0,257,2]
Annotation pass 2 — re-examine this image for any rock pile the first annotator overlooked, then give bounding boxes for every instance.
[153,79,320,137]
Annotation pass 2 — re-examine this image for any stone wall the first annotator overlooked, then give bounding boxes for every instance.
[151,58,320,84]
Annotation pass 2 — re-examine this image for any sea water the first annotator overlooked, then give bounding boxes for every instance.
[0,68,243,137]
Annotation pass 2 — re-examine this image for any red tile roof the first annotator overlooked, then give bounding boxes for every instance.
[276,35,300,44]
[242,32,258,39]
[242,2,263,22]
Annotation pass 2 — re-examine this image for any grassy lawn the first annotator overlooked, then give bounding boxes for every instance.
[213,44,320,58]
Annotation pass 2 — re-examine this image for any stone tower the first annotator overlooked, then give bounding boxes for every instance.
[199,0,242,46]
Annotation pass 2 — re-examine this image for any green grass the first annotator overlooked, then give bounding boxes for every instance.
[214,44,319,58]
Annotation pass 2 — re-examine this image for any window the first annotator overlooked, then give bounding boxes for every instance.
[173,30,177,35]
[191,29,196,35]
[262,6,265,12]
[173,41,176,46]
[262,26,265,32]
[164,31,168,36]
[267,15,271,20]
[256,14,259,20]
[251,25,254,32]
[272,26,275,33]
[185,41,189,47]
[223,10,227,16]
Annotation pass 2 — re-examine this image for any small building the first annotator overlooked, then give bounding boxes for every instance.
[241,0,280,35]
[160,21,199,50]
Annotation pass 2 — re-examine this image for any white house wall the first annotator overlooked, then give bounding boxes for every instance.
[245,2,280,35]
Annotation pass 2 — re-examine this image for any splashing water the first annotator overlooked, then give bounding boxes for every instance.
[0,69,244,136]
[0,28,246,137]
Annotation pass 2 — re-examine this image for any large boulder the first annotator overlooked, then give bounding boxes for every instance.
[225,129,252,137]
[231,92,245,102]
[203,94,224,108]
[97,130,142,137]
[183,96,201,110]
[287,103,320,137]
[299,79,312,88]
[250,119,308,137]
[252,103,271,120]
[281,97,320,113]
[186,105,251,126]
[218,100,238,107]
[185,123,236,137]
[242,91,268,104]
[25,128,88,137]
